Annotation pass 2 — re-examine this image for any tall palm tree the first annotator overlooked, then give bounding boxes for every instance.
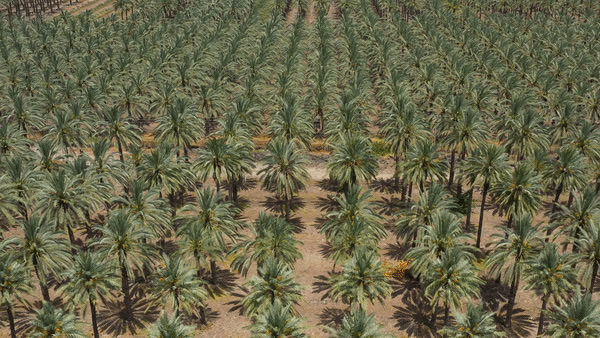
[326,307,386,337]
[525,243,577,335]
[546,289,600,337]
[402,140,448,192]
[327,134,379,189]
[230,212,302,277]
[30,302,85,338]
[151,254,209,320]
[194,138,238,193]
[18,217,72,302]
[462,144,510,248]
[269,94,313,149]
[100,106,142,163]
[502,110,549,161]
[4,156,42,218]
[45,110,85,155]
[149,312,196,338]
[137,144,193,200]
[242,257,303,317]
[0,252,33,338]
[329,250,391,310]
[575,220,600,292]
[0,171,23,232]
[439,303,501,337]
[178,188,240,283]
[486,213,543,329]
[544,146,588,208]
[552,188,600,249]
[94,210,156,317]
[327,92,370,143]
[425,248,483,327]
[0,122,31,161]
[492,163,543,226]
[58,251,119,338]
[155,98,203,158]
[249,299,305,337]
[258,138,311,221]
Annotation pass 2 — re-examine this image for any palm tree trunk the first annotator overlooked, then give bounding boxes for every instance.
[476,182,489,248]
[443,304,450,326]
[6,303,16,338]
[285,192,291,222]
[213,173,220,193]
[448,149,456,189]
[120,263,132,316]
[506,276,520,329]
[430,304,437,328]
[465,188,473,232]
[590,261,598,292]
[89,296,100,338]
[210,260,217,284]
[537,293,549,336]
[33,257,50,302]
[116,136,125,163]
[199,304,207,325]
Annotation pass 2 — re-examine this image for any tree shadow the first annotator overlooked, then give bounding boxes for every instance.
[97,292,159,335]
[495,307,535,338]
[315,195,338,213]
[390,276,421,299]
[376,196,404,216]
[480,278,509,313]
[312,272,338,301]
[392,289,436,338]
[260,196,306,216]
[368,177,400,194]
[224,285,250,315]
[316,178,339,192]
[313,216,329,231]
[383,241,410,261]
[201,265,239,297]
[319,242,334,260]
[319,307,348,328]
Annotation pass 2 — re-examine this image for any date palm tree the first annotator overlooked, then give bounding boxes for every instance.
[155,98,203,158]
[94,210,156,317]
[18,217,72,302]
[425,248,483,327]
[326,307,386,337]
[462,144,510,248]
[329,250,391,310]
[137,144,193,201]
[149,312,196,338]
[439,303,501,337]
[258,138,311,221]
[575,220,600,292]
[502,110,549,161]
[0,167,25,229]
[525,243,577,335]
[546,289,600,337]
[327,134,378,189]
[544,146,588,208]
[58,251,119,338]
[178,188,240,283]
[194,138,238,193]
[100,106,142,163]
[0,122,31,162]
[0,252,33,338]
[242,257,303,317]
[249,299,305,337]
[486,213,543,329]
[552,188,600,250]
[269,94,313,149]
[492,163,543,226]
[30,302,85,338]
[402,140,448,192]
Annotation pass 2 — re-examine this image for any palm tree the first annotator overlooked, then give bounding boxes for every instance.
[0,172,22,233]
[100,106,142,163]
[425,248,483,327]
[502,110,549,161]
[178,188,240,283]
[552,187,600,249]
[486,213,543,329]
[544,146,588,208]
[194,138,238,193]
[0,252,33,338]
[4,156,42,218]
[230,212,303,277]
[258,138,311,221]
[18,217,72,302]
[58,251,119,338]
[149,312,196,338]
[492,163,543,226]
[329,250,391,310]
[326,92,370,142]
[326,307,386,337]
[546,289,600,337]
[30,302,85,338]
[151,254,209,321]
[439,303,501,337]
[402,140,448,192]
[576,220,600,292]
[525,243,577,335]
[462,144,510,248]
[94,210,156,317]
[249,299,305,337]
[269,94,313,149]
[327,134,378,189]
[242,258,303,317]
[0,122,30,161]
[137,144,193,202]
[45,110,85,155]
[155,98,203,158]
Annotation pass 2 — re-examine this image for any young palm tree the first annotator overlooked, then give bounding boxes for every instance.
[326,307,386,337]
[18,217,72,302]
[462,144,510,248]
[94,210,156,317]
[492,163,543,226]
[329,250,391,310]
[546,289,600,337]
[486,213,544,329]
[249,299,305,337]
[425,248,483,327]
[576,220,600,292]
[30,302,85,338]
[327,134,378,189]
[178,188,240,283]
[524,243,577,335]
[269,94,313,149]
[100,106,142,163]
[149,312,196,338]
[230,212,302,277]
[402,140,448,192]
[326,92,370,143]
[155,98,203,158]
[242,257,303,317]
[0,252,33,338]
[58,251,120,338]
[151,254,209,320]
[439,303,501,337]
[258,138,311,221]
